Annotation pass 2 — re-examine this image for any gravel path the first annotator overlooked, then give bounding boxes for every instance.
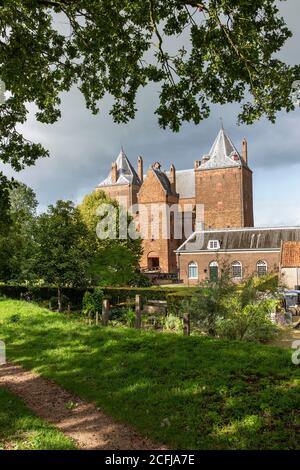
[0,362,166,450]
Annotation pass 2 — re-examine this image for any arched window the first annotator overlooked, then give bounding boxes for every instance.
[232,261,242,279]
[257,260,267,277]
[209,261,219,281]
[188,262,198,279]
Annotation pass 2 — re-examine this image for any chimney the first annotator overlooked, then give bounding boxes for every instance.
[242,138,248,165]
[194,160,201,169]
[111,161,117,183]
[137,156,143,183]
[170,164,176,193]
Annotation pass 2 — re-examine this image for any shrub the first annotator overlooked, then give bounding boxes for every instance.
[216,296,279,343]
[123,309,136,327]
[163,314,182,333]
[82,289,103,318]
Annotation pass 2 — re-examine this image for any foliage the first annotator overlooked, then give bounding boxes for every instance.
[29,200,92,311]
[0,0,299,171]
[163,314,182,333]
[0,299,299,450]
[78,191,142,286]
[0,181,38,282]
[82,289,103,318]
[185,266,236,336]
[186,271,280,342]
[0,388,76,450]
[216,295,279,342]
[123,308,136,328]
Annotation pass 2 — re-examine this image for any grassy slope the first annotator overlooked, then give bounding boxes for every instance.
[0,388,76,450]
[0,299,299,450]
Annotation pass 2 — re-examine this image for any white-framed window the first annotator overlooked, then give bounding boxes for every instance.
[257,260,267,277]
[232,261,242,279]
[207,240,220,250]
[188,261,198,279]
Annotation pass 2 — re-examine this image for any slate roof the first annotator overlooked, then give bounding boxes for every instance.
[176,227,300,253]
[166,169,195,199]
[153,168,174,195]
[281,241,300,267]
[97,149,141,187]
[198,128,246,170]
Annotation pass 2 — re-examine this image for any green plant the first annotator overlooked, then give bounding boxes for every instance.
[82,289,103,318]
[123,308,136,328]
[216,296,279,343]
[163,314,182,333]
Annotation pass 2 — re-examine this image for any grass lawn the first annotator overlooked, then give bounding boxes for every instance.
[0,388,76,450]
[0,299,299,450]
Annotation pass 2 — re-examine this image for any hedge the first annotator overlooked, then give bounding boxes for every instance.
[0,284,197,311]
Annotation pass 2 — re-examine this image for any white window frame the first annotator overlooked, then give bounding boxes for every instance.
[232,261,242,279]
[257,260,268,277]
[207,240,220,250]
[188,261,198,280]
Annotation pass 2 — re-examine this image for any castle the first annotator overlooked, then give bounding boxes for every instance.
[96,128,254,271]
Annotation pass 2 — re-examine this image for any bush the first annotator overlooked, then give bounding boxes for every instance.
[216,296,279,343]
[163,314,182,333]
[82,289,103,318]
[122,309,136,327]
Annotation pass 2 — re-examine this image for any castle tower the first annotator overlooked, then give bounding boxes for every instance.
[96,148,141,210]
[138,162,180,273]
[195,128,254,229]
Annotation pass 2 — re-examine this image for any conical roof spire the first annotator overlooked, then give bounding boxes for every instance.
[98,148,141,186]
[199,127,244,170]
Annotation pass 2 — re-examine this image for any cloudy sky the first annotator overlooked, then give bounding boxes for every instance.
[1,0,300,227]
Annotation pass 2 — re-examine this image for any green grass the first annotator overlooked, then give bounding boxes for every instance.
[0,388,76,450]
[0,299,299,450]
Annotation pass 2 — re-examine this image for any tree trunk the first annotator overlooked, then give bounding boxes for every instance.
[57,287,62,312]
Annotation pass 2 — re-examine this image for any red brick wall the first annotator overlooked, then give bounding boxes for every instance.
[178,251,280,285]
[195,166,254,229]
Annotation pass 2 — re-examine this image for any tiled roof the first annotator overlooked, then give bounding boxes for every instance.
[198,128,245,170]
[281,241,300,267]
[176,227,300,253]
[97,149,141,187]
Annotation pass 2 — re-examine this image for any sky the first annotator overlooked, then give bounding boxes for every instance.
[1,0,300,227]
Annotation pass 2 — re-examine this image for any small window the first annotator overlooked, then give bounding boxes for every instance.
[208,240,220,250]
[188,262,198,280]
[257,260,267,277]
[232,261,242,279]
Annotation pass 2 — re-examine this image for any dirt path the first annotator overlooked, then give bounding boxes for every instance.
[0,362,165,450]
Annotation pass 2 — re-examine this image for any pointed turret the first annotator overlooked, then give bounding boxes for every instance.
[199,128,245,170]
[97,148,141,187]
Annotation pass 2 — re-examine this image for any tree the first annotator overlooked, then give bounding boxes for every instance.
[78,190,143,286]
[30,200,91,311]
[0,181,38,282]
[0,0,299,172]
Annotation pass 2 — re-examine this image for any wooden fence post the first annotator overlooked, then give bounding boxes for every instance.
[95,311,99,326]
[102,299,109,326]
[135,294,142,329]
[183,313,190,336]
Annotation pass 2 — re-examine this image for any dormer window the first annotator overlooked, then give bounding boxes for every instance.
[208,240,220,250]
